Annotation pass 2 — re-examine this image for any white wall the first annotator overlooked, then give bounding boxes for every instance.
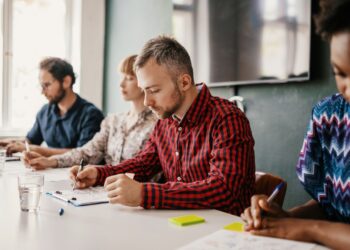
[78,0,105,109]
[103,0,173,113]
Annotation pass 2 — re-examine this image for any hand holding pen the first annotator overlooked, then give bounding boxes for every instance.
[241,182,289,230]
[70,161,98,190]
[25,140,30,153]
[72,159,86,190]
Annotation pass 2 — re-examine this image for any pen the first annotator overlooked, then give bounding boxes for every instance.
[59,208,64,216]
[267,182,284,204]
[73,159,86,190]
[25,140,30,152]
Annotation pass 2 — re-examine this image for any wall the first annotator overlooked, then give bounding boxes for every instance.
[210,30,337,208]
[103,0,172,114]
[104,0,337,208]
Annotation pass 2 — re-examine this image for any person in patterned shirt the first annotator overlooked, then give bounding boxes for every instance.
[24,55,157,171]
[241,0,350,248]
[70,36,255,215]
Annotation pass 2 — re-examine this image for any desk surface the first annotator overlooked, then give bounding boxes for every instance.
[0,162,241,250]
[0,162,327,250]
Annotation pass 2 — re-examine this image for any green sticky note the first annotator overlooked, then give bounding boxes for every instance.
[223,222,244,232]
[169,214,205,226]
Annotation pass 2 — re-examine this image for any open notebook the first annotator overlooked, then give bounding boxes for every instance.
[47,186,108,206]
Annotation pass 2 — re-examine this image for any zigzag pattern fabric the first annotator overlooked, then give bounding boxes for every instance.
[297,94,350,223]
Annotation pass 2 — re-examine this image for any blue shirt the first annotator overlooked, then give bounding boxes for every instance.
[296,94,350,223]
[26,95,104,148]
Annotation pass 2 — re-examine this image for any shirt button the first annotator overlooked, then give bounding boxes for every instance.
[175,151,179,157]
[177,176,182,181]
[178,127,182,132]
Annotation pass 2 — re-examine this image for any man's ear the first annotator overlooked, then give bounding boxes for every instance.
[62,75,73,89]
[178,74,192,91]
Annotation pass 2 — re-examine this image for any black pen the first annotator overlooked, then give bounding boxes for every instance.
[73,159,85,190]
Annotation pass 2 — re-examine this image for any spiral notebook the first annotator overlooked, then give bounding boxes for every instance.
[46,186,109,206]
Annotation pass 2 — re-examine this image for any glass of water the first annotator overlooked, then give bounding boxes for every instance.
[0,149,6,175]
[17,173,44,212]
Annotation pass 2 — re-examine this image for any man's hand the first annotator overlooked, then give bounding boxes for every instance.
[241,194,289,230]
[104,174,142,207]
[70,165,98,189]
[23,151,57,170]
[6,142,25,155]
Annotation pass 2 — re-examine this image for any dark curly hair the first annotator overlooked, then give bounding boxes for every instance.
[40,57,76,87]
[314,0,350,41]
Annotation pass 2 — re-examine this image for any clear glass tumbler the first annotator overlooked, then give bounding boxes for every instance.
[18,173,44,212]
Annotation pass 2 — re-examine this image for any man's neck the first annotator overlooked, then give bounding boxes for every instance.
[57,90,77,116]
[174,85,198,120]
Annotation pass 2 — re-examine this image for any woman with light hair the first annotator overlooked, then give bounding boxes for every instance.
[24,55,157,170]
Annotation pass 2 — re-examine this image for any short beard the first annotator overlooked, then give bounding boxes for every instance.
[160,84,184,119]
[49,86,66,104]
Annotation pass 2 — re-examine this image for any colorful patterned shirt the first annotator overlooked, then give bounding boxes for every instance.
[52,109,156,168]
[96,83,256,215]
[297,94,350,223]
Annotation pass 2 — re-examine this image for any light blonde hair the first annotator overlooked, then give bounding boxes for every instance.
[119,55,137,76]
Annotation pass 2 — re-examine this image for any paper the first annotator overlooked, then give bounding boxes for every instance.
[47,186,109,206]
[178,230,316,250]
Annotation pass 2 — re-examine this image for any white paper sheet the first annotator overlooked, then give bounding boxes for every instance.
[47,186,108,206]
[178,229,316,250]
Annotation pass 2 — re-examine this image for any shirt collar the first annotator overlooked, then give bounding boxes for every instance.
[174,83,211,126]
[51,94,82,119]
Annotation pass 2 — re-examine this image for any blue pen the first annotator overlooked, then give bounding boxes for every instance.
[59,208,64,216]
[267,182,284,203]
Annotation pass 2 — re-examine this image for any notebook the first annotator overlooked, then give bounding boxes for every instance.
[46,186,109,206]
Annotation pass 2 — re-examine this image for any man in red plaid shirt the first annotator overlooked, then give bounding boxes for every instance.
[70,36,255,215]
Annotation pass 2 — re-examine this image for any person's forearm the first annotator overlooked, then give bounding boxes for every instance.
[141,174,251,215]
[307,220,350,249]
[0,137,25,146]
[30,145,71,157]
[288,199,328,220]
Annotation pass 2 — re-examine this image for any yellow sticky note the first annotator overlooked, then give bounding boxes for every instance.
[223,222,244,232]
[169,214,205,226]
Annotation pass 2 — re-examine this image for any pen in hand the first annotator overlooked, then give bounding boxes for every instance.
[25,140,30,153]
[267,182,284,204]
[73,159,86,191]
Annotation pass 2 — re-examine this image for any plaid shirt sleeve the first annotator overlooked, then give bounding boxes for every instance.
[95,129,162,186]
[141,112,255,215]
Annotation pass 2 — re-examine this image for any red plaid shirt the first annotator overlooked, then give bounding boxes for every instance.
[96,84,255,215]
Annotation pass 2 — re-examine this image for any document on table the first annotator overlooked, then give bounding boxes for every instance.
[47,186,109,206]
[178,229,316,250]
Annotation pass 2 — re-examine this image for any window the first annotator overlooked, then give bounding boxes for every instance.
[1,0,72,135]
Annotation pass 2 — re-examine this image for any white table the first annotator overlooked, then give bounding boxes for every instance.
[0,161,328,250]
[0,162,242,250]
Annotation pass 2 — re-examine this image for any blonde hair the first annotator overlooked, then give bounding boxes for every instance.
[135,36,194,84]
[119,55,137,76]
